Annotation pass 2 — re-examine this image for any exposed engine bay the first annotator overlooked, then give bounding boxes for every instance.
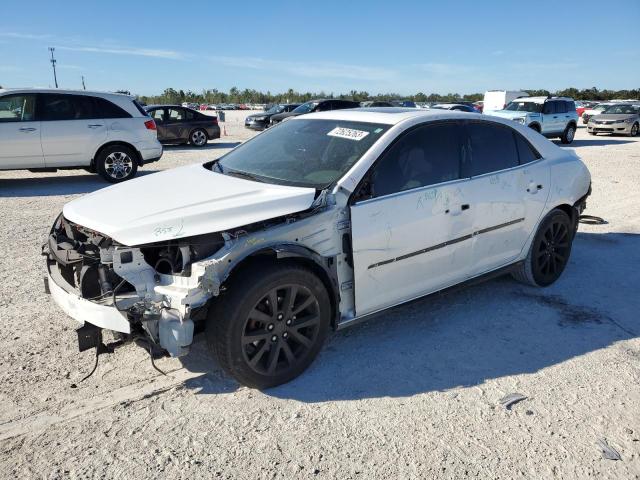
[43,195,351,360]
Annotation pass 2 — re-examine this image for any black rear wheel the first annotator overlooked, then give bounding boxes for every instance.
[560,124,576,144]
[512,209,574,287]
[207,263,331,388]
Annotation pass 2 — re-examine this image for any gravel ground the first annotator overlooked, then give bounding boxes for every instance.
[0,111,639,479]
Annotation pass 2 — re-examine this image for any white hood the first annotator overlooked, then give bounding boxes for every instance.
[63,163,317,245]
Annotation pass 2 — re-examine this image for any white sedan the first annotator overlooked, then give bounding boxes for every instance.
[45,108,592,388]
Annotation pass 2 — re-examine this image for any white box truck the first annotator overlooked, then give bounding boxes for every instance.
[483,90,529,113]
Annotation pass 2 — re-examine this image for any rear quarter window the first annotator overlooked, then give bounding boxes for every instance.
[93,97,132,118]
[514,133,541,165]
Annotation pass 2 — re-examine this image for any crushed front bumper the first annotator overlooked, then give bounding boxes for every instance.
[46,269,131,333]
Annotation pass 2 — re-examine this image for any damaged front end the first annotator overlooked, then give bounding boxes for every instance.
[43,214,225,357]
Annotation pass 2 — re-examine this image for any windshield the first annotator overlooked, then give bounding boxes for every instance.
[603,105,638,114]
[265,105,285,114]
[594,104,610,111]
[292,102,319,114]
[215,119,390,188]
[504,101,543,113]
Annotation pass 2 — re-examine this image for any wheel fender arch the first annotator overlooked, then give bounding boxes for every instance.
[528,122,541,132]
[220,243,341,328]
[92,141,143,167]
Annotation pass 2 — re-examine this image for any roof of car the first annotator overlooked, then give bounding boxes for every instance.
[294,107,480,125]
[145,104,189,109]
[0,88,133,98]
[517,96,574,103]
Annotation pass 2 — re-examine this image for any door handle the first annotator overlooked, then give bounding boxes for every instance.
[19,127,36,132]
[448,204,470,216]
[527,183,543,193]
[87,124,104,128]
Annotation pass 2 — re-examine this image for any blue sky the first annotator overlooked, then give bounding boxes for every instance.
[1,0,638,96]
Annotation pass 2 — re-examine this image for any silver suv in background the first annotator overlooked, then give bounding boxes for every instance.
[0,89,163,182]
[489,97,579,144]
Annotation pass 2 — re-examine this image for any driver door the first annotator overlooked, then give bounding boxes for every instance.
[350,121,475,316]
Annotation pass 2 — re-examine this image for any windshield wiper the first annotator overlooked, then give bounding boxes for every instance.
[224,169,265,183]
[210,159,224,173]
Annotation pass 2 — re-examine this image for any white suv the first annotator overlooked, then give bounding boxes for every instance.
[489,97,579,144]
[0,89,162,182]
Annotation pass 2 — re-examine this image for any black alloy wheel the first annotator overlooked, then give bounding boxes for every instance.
[241,285,320,376]
[532,215,572,286]
[207,263,331,388]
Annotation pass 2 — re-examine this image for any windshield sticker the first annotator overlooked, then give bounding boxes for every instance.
[327,127,370,141]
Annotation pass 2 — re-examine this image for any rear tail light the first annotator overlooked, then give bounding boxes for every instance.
[211,116,218,124]
[144,119,157,130]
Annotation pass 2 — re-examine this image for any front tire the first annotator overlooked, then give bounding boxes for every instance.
[207,262,331,389]
[560,124,576,144]
[512,209,574,287]
[189,128,208,147]
[629,123,639,137]
[96,145,138,183]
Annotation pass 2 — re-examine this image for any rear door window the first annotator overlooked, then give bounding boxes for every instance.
[0,94,37,122]
[40,94,97,121]
[167,108,185,122]
[371,122,463,197]
[466,122,519,176]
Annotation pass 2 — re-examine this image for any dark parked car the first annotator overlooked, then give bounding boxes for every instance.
[270,99,360,125]
[391,100,418,108]
[360,101,394,107]
[145,105,220,147]
[245,103,300,130]
[430,103,479,113]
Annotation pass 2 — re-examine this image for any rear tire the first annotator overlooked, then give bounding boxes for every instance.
[207,262,331,389]
[512,209,574,287]
[189,128,208,147]
[96,145,138,183]
[560,124,576,144]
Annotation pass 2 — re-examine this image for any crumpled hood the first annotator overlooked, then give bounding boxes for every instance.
[63,163,317,246]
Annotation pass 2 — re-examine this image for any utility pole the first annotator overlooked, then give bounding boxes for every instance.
[48,47,58,88]
[81,75,86,90]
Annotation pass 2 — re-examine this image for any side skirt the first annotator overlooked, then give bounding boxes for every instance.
[336,261,524,330]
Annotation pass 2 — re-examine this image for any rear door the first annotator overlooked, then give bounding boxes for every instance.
[464,121,549,276]
[165,107,189,141]
[350,121,475,316]
[40,93,107,167]
[0,93,43,169]
[148,108,169,141]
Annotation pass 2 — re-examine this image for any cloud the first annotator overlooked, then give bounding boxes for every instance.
[414,63,474,75]
[207,55,396,81]
[0,32,52,40]
[510,62,580,70]
[57,45,184,60]
[58,64,83,70]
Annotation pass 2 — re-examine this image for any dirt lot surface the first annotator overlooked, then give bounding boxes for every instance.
[1,110,639,479]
